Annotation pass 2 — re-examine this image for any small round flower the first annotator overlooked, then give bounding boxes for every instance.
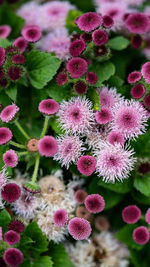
[138,162,150,175]
[0,25,11,38]
[9,220,25,233]
[68,217,91,240]
[145,208,150,226]
[144,94,150,109]
[128,71,142,84]
[77,155,96,176]
[94,45,108,57]
[38,99,59,115]
[85,194,105,214]
[12,54,26,65]
[86,72,98,85]
[103,15,114,28]
[125,13,150,34]
[122,205,141,224]
[53,209,68,227]
[69,39,85,57]
[80,33,92,43]
[107,131,125,146]
[0,67,4,79]
[27,138,39,152]
[22,25,42,42]
[131,35,142,49]
[95,108,113,125]
[0,78,8,88]
[76,206,92,221]
[4,230,20,245]
[3,248,23,267]
[142,62,150,84]
[133,226,149,245]
[38,136,58,157]
[1,183,21,203]
[131,84,146,99]
[7,66,21,81]
[0,127,12,145]
[57,73,68,86]
[66,57,88,78]
[0,47,5,66]
[3,149,18,168]
[0,104,19,123]
[92,29,108,46]
[75,12,103,32]
[6,46,18,55]
[13,37,27,53]
[74,189,88,204]
[94,215,110,231]
[74,81,87,94]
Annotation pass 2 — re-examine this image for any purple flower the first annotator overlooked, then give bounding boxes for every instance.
[131,84,146,99]
[144,94,150,109]
[8,66,22,81]
[57,73,68,86]
[1,183,21,203]
[9,220,25,233]
[125,13,150,34]
[13,37,27,53]
[0,47,5,66]
[141,62,150,84]
[0,104,19,123]
[103,15,114,28]
[133,226,149,245]
[95,107,113,125]
[3,149,18,168]
[12,54,26,65]
[53,209,68,227]
[92,29,108,46]
[74,81,87,94]
[85,194,105,214]
[0,127,12,145]
[0,25,11,38]
[21,25,42,42]
[131,35,142,49]
[86,72,98,85]
[128,71,142,84]
[77,155,96,176]
[122,205,141,224]
[74,189,88,204]
[80,33,92,43]
[38,136,58,157]
[75,12,103,32]
[67,57,88,79]
[107,131,125,146]
[3,248,23,267]
[68,217,91,240]
[38,99,59,115]
[69,39,85,57]
[4,230,20,245]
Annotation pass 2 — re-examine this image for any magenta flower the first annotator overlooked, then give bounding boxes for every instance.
[21,25,42,42]
[4,230,20,246]
[99,86,122,108]
[53,209,68,227]
[92,29,108,46]
[75,12,103,32]
[3,149,18,168]
[0,67,4,79]
[141,62,150,84]
[133,226,149,245]
[58,97,94,134]
[74,189,88,204]
[38,99,59,115]
[107,131,125,146]
[122,205,141,224]
[12,54,26,65]
[86,72,98,85]
[0,127,12,145]
[85,194,105,214]
[67,57,88,78]
[13,37,27,53]
[0,25,11,38]
[74,81,87,94]
[38,136,58,157]
[3,248,24,267]
[81,33,92,43]
[68,217,91,240]
[131,84,146,99]
[8,66,21,81]
[128,71,142,84]
[144,94,150,109]
[103,15,114,28]
[95,107,113,125]
[1,183,21,203]
[9,220,25,233]
[77,155,96,176]
[0,227,2,241]
[131,35,142,49]
[0,104,19,123]
[0,47,5,66]
[125,13,150,34]
[145,208,150,225]
[69,39,85,57]
[57,73,68,86]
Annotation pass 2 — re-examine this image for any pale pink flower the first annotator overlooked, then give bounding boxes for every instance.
[99,86,123,109]
[0,166,8,189]
[17,2,40,25]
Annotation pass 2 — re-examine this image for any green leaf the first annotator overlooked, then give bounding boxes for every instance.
[87,88,101,111]
[5,84,17,101]
[27,51,61,89]
[98,178,132,194]
[132,189,150,205]
[46,79,70,102]
[0,209,11,232]
[108,75,124,88]
[66,10,82,34]
[20,256,53,267]
[108,36,130,51]
[0,91,11,106]
[0,38,11,48]
[49,243,74,267]
[134,173,150,197]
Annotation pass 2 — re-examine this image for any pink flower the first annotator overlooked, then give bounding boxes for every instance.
[74,189,88,204]
[3,248,23,267]
[21,25,42,42]
[9,221,25,233]
[0,227,2,240]
[57,73,68,86]
[86,72,98,85]
[112,100,148,140]
[125,13,150,34]
[68,217,92,240]
[74,81,87,94]
[69,39,85,57]
[0,47,5,66]
[85,194,105,214]
[141,62,150,84]
[131,84,146,99]
[144,94,150,110]
[0,127,12,145]
[0,25,11,38]
[38,99,59,115]
[133,226,149,245]
[103,15,114,28]
[107,131,125,146]
[17,2,40,25]
[81,33,92,43]
[58,97,94,134]
[13,37,27,53]
[128,71,142,84]
[77,155,96,176]
[95,142,136,182]
[67,57,88,79]
[95,107,113,125]
[1,183,21,203]
[99,86,123,108]
[54,135,84,169]
[8,66,22,81]
[3,149,18,168]
[75,12,103,32]
[122,205,141,224]
[0,166,8,189]
[145,208,150,225]
[4,230,20,246]
[131,35,142,49]
[53,209,68,227]
[38,136,58,157]
[0,104,19,123]
[92,29,108,46]
[12,54,26,65]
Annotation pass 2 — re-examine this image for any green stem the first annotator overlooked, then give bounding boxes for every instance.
[31,153,40,184]
[9,141,26,149]
[18,151,28,156]
[40,116,49,138]
[15,121,30,140]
